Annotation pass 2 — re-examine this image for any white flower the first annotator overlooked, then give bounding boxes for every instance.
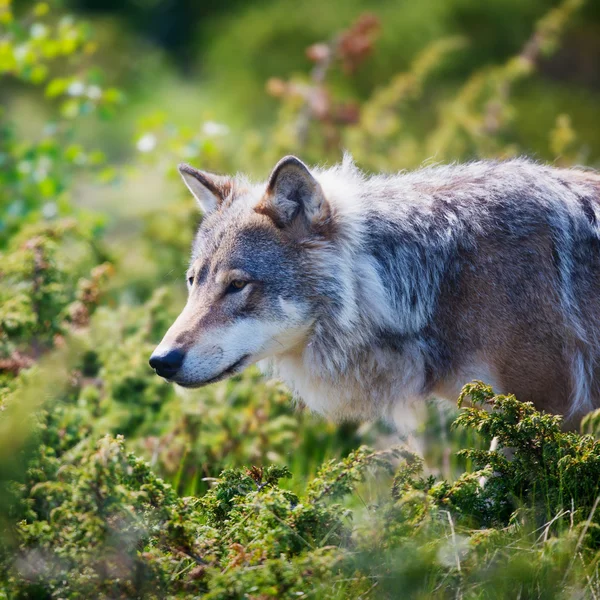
[87,85,102,100]
[202,121,229,137]
[17,161,32,174]
[67,81,85,97]
[42,202,58,219]
[30,24,47,39]
[14,45,28,61]
[136,133,157,153]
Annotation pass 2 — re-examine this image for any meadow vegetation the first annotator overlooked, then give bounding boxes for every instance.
[1,0,600,597]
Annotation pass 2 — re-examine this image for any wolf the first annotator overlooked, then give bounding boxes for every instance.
[149,155,600,428]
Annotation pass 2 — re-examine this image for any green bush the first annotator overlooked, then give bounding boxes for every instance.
[5,385,600,598]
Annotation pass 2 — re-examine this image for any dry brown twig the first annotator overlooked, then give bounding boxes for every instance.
[267,13,380,148]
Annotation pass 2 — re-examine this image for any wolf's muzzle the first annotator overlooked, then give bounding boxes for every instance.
[149,349,185,379]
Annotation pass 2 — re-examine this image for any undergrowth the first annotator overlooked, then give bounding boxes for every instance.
[4,383,600,598]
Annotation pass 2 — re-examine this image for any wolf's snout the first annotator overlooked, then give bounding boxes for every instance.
[149,349,185,379]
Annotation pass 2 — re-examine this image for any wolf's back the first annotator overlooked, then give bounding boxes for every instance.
[352,159,600,422]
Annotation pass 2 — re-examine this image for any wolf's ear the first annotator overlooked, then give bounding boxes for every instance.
[255,156,330,230]
[178,163,233,214]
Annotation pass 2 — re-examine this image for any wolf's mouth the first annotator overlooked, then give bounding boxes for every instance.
[176,354,251,388]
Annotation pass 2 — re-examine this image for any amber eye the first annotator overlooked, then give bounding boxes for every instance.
[227,280,247,293]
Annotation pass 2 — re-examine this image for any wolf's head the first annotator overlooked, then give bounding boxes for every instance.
[149,156,336,387]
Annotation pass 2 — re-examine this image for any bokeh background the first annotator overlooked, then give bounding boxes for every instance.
[1,0,600,597]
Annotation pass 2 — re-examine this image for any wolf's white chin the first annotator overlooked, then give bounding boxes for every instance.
[174,353,252,388]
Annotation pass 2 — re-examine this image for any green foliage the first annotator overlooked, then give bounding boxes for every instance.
[1,430,384,598]
[6,385,600,598]
[2,0,600,598]
[340,384,600,599]
[0,219,107,357]
[453,382,600,525]
[265,0,587,168]
[0,0,122,245]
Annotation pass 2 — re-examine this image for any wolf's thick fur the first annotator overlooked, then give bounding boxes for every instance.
[151,156,600,428]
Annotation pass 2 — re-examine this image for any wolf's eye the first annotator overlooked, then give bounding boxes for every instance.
[227,280,247,293]
[187,276,194,287]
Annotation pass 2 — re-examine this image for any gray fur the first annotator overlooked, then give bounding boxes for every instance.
[152,156,600,428]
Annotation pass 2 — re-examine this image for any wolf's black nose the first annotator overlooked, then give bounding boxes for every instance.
[149,349,185,379]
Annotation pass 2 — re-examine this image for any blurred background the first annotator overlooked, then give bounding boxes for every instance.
[1,0,600,596]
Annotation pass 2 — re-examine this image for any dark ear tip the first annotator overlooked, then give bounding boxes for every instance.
[178,163,212,187]
[178,162,196,175]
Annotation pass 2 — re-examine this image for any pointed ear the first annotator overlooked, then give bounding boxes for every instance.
[255,156,330,230]
[178,163,234,214]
